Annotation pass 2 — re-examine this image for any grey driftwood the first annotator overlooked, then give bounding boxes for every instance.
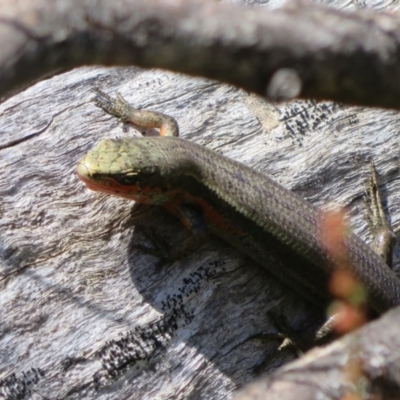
[1,1,400,400]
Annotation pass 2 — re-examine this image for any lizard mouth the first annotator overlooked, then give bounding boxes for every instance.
[76,171,102,192]
[76,159,101,191]
[76,161,143,200]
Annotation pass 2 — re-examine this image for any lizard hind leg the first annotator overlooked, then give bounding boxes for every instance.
[365,163,397,268]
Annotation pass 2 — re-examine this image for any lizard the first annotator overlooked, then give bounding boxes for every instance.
[76,89,400,316]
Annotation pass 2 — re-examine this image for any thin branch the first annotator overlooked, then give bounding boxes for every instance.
[1,0,400,108]
[235,307,400,400]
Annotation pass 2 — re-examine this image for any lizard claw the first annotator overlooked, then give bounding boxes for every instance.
[93,88,131,121]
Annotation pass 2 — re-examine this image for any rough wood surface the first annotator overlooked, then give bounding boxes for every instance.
[1,67,320,400]
[1,1,400,400]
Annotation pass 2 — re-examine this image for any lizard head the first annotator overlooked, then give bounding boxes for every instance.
[77,136,198,205]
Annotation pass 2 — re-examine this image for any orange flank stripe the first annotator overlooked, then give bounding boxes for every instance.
[164,193,245,237]
[79,168,244,237]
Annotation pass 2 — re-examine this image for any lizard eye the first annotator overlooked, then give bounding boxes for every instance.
[116,172,139,185]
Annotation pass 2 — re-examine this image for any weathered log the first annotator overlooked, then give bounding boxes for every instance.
[1,1,400,400]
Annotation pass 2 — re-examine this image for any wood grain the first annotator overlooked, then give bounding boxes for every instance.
[1,1,400,399]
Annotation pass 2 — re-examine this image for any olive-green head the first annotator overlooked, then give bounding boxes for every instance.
[77,137,197,205]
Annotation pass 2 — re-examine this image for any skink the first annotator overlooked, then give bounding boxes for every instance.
[77,90,400,315]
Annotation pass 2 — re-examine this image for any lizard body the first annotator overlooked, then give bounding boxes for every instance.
[77,90,400,314]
